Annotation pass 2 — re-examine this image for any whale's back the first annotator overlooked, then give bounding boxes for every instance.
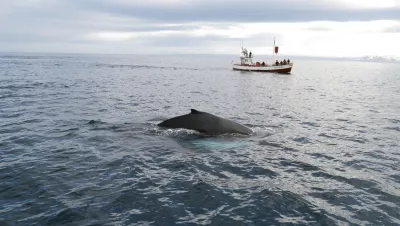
[158,109,252,135]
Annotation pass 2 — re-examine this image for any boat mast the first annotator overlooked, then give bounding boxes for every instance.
[272,37,275,63]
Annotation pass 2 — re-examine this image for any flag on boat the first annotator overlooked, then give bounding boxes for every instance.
[273,37,278,54]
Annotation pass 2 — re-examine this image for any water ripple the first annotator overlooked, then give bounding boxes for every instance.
[1,54,399,225]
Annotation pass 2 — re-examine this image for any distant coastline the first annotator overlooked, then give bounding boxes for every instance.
[0,52,398,63]
[342,56,398,62]
[352,56,397,62]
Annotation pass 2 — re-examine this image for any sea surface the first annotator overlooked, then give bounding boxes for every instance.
[1,53,399,226]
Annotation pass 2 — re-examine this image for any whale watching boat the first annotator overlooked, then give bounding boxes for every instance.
[232,38,293,73]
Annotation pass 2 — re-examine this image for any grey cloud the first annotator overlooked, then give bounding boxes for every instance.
[135,33,282,55]
[1,0,399,53]
[1,1,206,43]
[73,0,400,23]
[3,0,399,34]
[143,35,232,47]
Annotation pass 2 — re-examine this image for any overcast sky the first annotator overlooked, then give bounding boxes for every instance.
[1,0,399,57]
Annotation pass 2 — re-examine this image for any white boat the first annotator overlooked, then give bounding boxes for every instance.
[232,38,293,73]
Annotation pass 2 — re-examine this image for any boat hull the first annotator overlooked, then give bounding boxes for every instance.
[232,63,293,73]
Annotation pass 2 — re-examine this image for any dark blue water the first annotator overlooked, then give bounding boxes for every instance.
[1,53,399,225]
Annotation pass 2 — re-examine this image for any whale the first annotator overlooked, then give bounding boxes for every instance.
[158,109,253,135]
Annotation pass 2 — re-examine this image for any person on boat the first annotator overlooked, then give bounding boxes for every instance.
[283,59,287,65]
[287,59,290,64]
[280,61,283,65]
[249,51,252,58]
[261,61,265,66]
[275,60,279,66]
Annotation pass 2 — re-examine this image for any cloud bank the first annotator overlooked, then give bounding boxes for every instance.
[0,0,399,57]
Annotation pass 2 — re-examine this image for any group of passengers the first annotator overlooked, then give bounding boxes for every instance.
[258,59,291,66]
[275,59,290,66]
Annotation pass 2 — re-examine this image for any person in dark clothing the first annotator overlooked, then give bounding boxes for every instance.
[283,59,287,65]
[275,60,279,66]
[261,61,265,66]
[288,59,290,64]
[280,61,283,65]
[249,52,252,58]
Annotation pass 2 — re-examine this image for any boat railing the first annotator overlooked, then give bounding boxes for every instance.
[237,63,293,67]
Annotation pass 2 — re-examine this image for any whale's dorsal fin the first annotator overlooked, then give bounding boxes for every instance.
[190,109,202,114]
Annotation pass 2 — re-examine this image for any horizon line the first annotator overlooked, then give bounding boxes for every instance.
[0,51,398,61]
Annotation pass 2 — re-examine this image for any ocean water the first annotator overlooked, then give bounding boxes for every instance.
[0,53,399,226]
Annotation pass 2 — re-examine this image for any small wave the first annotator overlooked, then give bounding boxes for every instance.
[280,160,320,172]
[0,82,57,91]
[94,63,198,71]
[384,127,400,132]
[1,113,22,118]
[258,140,282,148]
[87,119,105,125]
[0,84,37,90]
[189,139,250,151]
[311,171,376,191]
[293,137,313,144]
[251,127,277,137]
[339,135,369,144]
[389,174,400,183]
[336,118,354,123]
[318,133,336,138]
[46,208,87,225]
[247,166,279,178]
[300,121,320,127]
[387,118,400,124]
[309,153,335,160]
[258,140,299,152]
[305,87,316,91]
[246,112,263,116]
[150,127,208,138]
